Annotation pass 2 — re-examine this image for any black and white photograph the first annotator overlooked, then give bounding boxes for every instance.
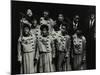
[11,0,96,74]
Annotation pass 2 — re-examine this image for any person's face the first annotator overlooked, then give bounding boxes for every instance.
[42,28,48,36]
[33,20,37,26]
[58,14,64,21]
[27,9,33,17]
[90,14,95,20]
[24,27,30,35]
[43,11,49,17]
[61,25,66,32]
[74,15,79,22]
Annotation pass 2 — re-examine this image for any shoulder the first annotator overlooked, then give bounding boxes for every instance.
[72,34,77,38]
[18,36,22,42]
[20,18,26,22]
[40,17,44,20]
[48,35,53,39]
[57,31,61,35]
[57,34,62,40]
[30,29,34,34]
[82,36,86,42]
[50,31,57,39]
[58,31,62,37]
[31,34,36,38]
[57,31,62,37]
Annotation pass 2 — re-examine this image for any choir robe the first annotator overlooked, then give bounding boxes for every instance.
[72,34,86,70]
[30,26,40,72]
[17,34,37,74]
[56,33,71,71]
[50,30,61,71]
[37,35,55,72]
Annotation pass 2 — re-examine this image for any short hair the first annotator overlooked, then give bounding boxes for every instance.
[58,13,64,16]
[43,10,49,13]
[73,15,80,20]
[43,10,49,15]
[76,30,83,36]
[61,22,69,29]
[26,9,32,13]
[40,25,49,31]
[23,24,31,30]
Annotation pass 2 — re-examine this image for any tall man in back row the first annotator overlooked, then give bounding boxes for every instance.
[72,15,80,35]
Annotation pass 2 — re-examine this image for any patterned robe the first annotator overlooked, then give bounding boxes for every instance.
[37,35,55,72]
[56,33,71,71]
[72,34,86,70]
[17,34,37,74]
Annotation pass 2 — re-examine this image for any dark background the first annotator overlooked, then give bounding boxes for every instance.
[11,1,96,74]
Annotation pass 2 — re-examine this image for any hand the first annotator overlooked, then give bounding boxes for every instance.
[83,56,86,61]
[65,53,69,58]
[18,56,22,63]
[52,54,55,59]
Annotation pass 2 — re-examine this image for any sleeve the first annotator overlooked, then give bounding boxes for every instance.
[17,37,22,62]
[51,36,56,58]
[56,36,61,51]
[82,36,86,52]
[65,36,71,57]
[71,35,74,58]
[82,36,86,61]
[37,36,46,52]
[34,37,39,60]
